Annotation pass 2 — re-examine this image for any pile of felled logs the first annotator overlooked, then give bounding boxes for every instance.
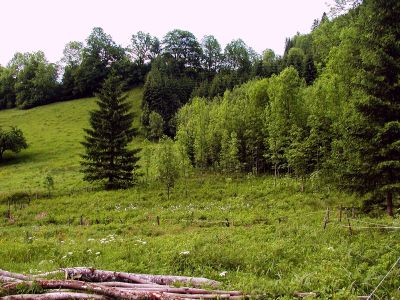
[0,267,245,300]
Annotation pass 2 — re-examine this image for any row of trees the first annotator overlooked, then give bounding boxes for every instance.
[175,0,400,216]
[0,27,288,113]
[0,28,157,110]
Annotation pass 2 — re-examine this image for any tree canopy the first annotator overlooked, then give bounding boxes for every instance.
[0,127,28,161]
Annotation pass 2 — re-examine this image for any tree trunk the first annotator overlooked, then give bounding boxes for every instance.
[300,177,304,193]
[386,191,393,217]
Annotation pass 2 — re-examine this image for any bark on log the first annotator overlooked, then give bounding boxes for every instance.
[32,271,64,279]
[97,283,164,289]
[162,293,231,299]
[0,292,108,300]
[0,270,30,281]
[133,274,220,288]
[0,268,236,300]
[62,268,152,284]
[0,276,23,283]
[293,291,319,298]
[118,287,242,296]
[0,280,167,300]
[62,268,220,287]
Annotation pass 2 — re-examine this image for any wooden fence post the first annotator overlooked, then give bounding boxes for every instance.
[323,208,330,229]
[346,214,353,236]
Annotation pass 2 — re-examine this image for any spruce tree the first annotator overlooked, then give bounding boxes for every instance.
[81,73,140,190]
[337,0,400,216]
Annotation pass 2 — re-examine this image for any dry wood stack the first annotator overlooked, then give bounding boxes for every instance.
[0,267,245,300]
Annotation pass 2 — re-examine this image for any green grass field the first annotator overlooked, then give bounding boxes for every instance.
[0,88,399,299]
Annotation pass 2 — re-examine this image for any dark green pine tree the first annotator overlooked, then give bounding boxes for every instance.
[340,0,400,216]
[81,73,140,190]
[303,53,317,85]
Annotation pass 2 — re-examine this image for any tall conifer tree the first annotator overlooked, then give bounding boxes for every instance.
[338,0,400,215]
[81,73,140,189]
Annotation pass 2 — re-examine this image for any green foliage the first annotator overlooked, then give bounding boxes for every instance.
[265,67,305,177]
[220,131,240,174]
[0,127,28,161]
[331,0,400,215]
[130,31,160,66]
[81,74,141,190]
[162,29,203,74]
[285,47,305,76]
[75,27,127,97]
[142,57,195,136]
[10,51,59,109]
[176,79,269,173]
[146,111,164,141]
[261,49,279,77]
[155,136,180,199]
[44,174,55,197]
[0,66,16,109]
[201,35,222,77]
[223,39,251,73]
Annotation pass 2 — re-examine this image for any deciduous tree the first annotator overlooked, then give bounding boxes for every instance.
[0,127,28,161]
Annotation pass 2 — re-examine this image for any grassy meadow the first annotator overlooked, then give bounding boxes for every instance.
[0,88,399,299]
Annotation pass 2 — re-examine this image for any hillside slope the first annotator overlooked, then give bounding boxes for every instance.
[0,88,143,193]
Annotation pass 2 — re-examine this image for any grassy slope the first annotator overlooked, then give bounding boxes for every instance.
[0,88,144,193]
[0,88,399,299]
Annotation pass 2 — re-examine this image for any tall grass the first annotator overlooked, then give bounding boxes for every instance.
[0,88,399,299]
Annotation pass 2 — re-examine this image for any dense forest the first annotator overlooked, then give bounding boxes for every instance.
[0,0,399,216]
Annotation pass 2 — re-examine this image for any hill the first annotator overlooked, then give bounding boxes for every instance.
[0,88,399,299]
[0,88,144,194]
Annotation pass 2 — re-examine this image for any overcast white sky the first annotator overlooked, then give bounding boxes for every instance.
[0,0,332,66]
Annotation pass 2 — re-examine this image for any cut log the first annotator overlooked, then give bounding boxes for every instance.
[135,274,220,288]
[0,270,30,281]
[62,268,221,287]
[0,276,23,283]
[62,268,152,284]
[119,287,242,296]
[163,293,231,299]
[293,291,319,298]
[97,282,165,289]
[0,292,109,300]
[0,268,236,300]
[0,280,168,300]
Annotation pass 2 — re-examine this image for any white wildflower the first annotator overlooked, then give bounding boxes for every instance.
[95,252,101,255]
[180,251,190,255]
[219,271,227,277]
